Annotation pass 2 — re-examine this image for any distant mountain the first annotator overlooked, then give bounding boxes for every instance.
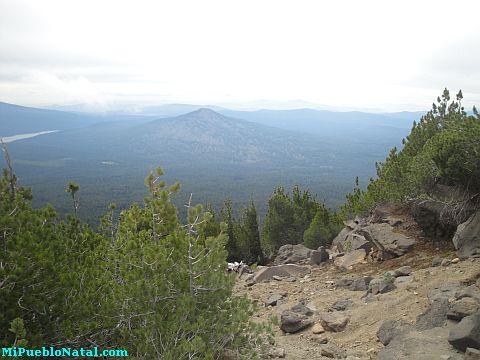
[0,102,99,136]
[124,108,331,166]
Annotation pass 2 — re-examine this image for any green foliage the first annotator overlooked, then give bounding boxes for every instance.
[341,89,480,218]
[262,186,338,255]
[0,166,270,359]
[303,205,342,249]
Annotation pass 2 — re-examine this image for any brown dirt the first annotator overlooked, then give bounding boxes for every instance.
[234,242,480,359]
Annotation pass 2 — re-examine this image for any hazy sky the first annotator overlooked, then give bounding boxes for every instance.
[1,0,479,111]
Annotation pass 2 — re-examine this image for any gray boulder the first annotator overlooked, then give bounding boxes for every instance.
[334,249,366,269]
[253,264,310,283]
[415,297,450,330]
[448,312,480,352]
[309,246,329,265]
[452,210,480,259]
[265,294,284,307]
[447,298,480,321]
[366,223,416,257]
[274,244,312,265]
[331,299,353,311]
[320,311,350,332]
[376,320,410,346]
[280,310,313,333]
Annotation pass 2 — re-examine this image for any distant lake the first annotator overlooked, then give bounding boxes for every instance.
[1,130,59,143]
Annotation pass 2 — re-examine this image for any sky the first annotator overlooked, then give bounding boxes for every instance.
[0,0,479,112]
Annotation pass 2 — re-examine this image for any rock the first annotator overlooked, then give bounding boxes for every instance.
[349,276,373,291]
[394,276,413,285]
[320,344,346,359]
[369,276,396,295]
[344,232,373,253]
[465,347,480,359]
[320,312,350,332]
[311,333,328,344]
[447,298,480,321]
[366,223,416,257]
[267,347,286,358]
[377,320,410,346]
[253,264,310,283]
[334,249,367,269]
[265,294,284,307]
[448,312,480,351]
[442,258,451,267]
[309,246,329,265]
[415,297,449,330]
[451,257,460,264]
[411,199,456,239]
[280,310,313,333]
[331,299,353,311]
[428,281,464,303]
[379,326,463,360]
[312,323,325,334]
[291,301,314,316]
[336,278,353,288]
[456,285,480,302]
[452,210,480,259]
[332,227,354,252]
[393,265,412,277]
[274,244,312,265]
[432,257,443,267]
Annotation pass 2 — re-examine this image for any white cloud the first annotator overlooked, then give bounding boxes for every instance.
[0,0,479,110]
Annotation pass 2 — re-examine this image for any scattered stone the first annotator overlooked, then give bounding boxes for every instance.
[320,312,350,332]
[447,298,479,321]
[320,344,346,359]
[331,299,353,311]
[280,311,313,334]
[334,249,367,269]
[448,312,480,351]
[349,276,373,291]
[312,323,325,334]
[311,333,328,344]
[286,277,297,282]
[309,246,329,265]
[265,294,284,307]
[394,276,413,285]
[253,264,310,283]
[465,347,480,360]
[267,347,286,358]
[369,277,396,295]
[452,209,480,259]
[415,297,449,330]
[432,257,443,267]
[451,258,460,264]
[393,266,412,277]
[274,244,312,265]
[272,275,283,281]
[442,259,451,267]
[376,320,410,346]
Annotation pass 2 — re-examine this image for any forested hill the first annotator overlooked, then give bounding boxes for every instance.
[1,103,413,223]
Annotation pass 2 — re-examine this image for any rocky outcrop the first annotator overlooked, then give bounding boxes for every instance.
[452,210,480,259]
[274,244,312,265]
[253,264,310,283]
[331,207,416,268]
